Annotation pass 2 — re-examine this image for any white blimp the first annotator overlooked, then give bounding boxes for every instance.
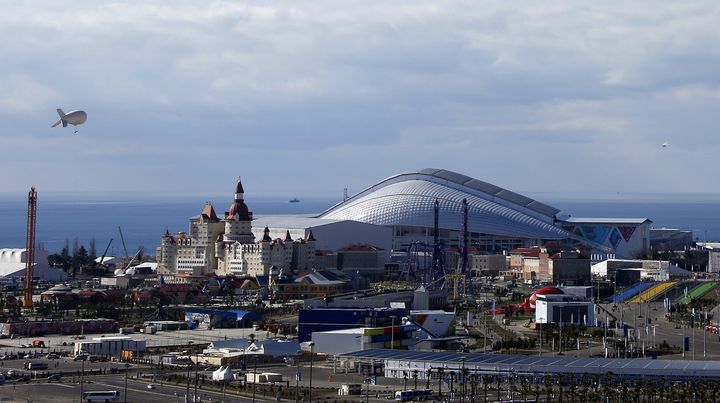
[51,108,87,131]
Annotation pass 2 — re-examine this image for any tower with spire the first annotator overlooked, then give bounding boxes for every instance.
[223,179,255,243]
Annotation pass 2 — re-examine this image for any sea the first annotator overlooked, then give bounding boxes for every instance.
[0,192,718,255]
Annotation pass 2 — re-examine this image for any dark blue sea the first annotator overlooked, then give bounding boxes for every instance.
[0,192,718,254]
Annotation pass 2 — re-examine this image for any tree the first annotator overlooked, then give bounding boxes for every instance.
[88,239,97,260]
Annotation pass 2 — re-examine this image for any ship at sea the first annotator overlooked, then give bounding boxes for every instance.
[288,198,300,203]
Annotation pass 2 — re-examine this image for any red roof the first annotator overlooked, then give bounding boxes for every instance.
[201,203,219,220]
[511,247,541,257]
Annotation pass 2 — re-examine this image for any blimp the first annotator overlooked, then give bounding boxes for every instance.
[51,108,87,128]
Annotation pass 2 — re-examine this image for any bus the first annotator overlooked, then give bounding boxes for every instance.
[394,389,433,401]
[82,391,120,402]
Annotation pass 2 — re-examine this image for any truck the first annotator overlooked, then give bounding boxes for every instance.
[32,340,45,348]
[25,362,49,370]
[119,327,134,335]
[141,325,157,334]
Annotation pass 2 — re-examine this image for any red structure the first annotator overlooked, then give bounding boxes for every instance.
[519,285,565,312]
[23,187,37,309]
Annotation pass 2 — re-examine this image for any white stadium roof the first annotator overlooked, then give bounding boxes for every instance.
[319,168,572,240]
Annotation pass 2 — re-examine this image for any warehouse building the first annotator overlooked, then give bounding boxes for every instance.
[74,336,146,357]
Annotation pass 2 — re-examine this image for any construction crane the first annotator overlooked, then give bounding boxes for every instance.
[94,238,113,271]
[431,199,446,286]
[23,187,37,309]
[118,226,131,265]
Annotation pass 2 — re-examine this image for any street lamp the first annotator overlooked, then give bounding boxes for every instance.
[79,359,85,402]
[124,362,131,403]
[390,315,397,350]
[460,358,466,403]
[252,355,258,403]
[365,377,371,403]
[308,341,315,403]
[295,350,302,403]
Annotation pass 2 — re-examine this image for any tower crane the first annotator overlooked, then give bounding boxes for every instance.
[23,187,37,309]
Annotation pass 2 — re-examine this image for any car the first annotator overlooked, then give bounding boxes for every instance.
[73,354,89,361]
[147,383,158,389]
[16,376,30,383]
[48,374,62,381]
[7,370,17,377]
[47,353,60,359]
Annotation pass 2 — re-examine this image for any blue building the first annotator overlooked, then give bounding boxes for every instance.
[298,307,408,342]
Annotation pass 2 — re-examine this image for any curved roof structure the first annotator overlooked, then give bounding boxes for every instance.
[319,168,572,240]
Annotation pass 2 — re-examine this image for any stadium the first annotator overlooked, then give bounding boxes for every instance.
[318,168,650,258]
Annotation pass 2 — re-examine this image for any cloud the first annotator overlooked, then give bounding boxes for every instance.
[0,1,719,195]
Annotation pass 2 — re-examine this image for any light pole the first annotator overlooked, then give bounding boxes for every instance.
[295,350,301,403]
[194,351,199,403]
[79,359,85,402]
[390,315,397,350]
[124,363,130,403]
[365,377,370,403]
[185,342,192,403]
[704,309,708,358]
[460,358,466,403]
[308,342,315,403]
[252,355,258,403]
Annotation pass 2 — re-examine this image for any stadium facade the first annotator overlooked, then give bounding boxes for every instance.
[318,169,650,258]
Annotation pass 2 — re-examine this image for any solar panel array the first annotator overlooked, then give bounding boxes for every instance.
[340,349,720,379]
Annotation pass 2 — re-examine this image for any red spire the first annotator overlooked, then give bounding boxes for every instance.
[235,178,244,195]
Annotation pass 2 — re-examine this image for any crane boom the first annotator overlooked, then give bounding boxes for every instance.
[118,226,130,264]
[23,187,37,309]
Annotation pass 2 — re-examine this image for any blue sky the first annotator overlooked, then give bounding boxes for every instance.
[1,1,719,199]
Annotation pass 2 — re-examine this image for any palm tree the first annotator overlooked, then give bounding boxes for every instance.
[520,376,529,402]
[438,367,445,399]
[412,369,419,390]
[532,379,541,403]
[481,374,490,403]
[579,374,590,403]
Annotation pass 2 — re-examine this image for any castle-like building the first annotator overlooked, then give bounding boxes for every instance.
[158,180,316,280]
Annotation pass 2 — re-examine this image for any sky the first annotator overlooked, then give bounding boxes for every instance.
[1,1,719,200]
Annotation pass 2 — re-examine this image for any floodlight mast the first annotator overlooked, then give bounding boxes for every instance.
[23,187,37,309]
